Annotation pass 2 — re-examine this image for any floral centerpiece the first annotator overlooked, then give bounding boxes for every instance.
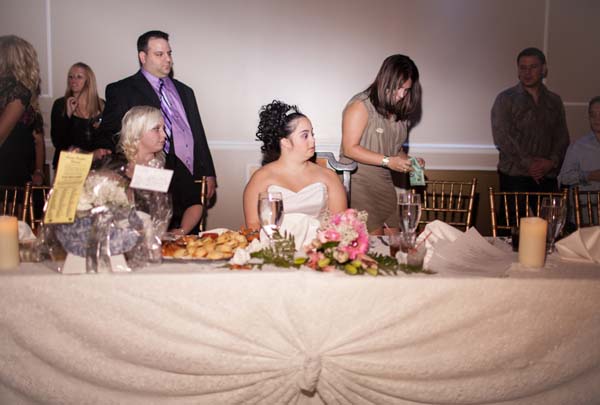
[303,209,378,275]
[230,208,429,275]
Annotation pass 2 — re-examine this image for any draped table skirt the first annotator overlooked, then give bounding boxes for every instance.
[1,260,599,404]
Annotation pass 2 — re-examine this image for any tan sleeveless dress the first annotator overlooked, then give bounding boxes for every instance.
[340,92,408,231]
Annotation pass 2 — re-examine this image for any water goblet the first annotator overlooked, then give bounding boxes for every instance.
[540,196,566,253]
[258,191,284,241]
[398,193,422,248]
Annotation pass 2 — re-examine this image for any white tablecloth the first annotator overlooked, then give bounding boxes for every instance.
[1,254,599,404]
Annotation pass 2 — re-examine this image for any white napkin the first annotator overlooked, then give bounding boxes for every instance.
[18,221,36,242]
[416,220,463,267]
[428,227,511,277]
[415,221,510,276]
[555,226,600,264]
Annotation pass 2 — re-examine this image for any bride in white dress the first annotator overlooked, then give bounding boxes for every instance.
[243,100,347,248]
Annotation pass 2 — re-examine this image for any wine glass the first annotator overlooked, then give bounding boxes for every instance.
[398,193,422,248]
[540,196,566,253]
[258,191,284,240]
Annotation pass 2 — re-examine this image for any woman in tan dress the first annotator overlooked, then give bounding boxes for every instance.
[340,54,424,234]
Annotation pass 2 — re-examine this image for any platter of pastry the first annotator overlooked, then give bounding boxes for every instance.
[162,230,249,261]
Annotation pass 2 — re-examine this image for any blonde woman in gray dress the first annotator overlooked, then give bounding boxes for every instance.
[340,54,424,234]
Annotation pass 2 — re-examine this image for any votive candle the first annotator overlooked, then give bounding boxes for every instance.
[518,217,547,268]
[0,216,19,270]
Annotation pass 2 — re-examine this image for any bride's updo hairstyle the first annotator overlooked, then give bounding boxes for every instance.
[256,100,306,165]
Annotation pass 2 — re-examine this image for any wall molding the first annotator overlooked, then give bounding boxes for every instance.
[208,140,499,171]
[209,140,497,152]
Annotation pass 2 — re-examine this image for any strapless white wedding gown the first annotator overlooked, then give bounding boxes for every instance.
[267,182,328,250]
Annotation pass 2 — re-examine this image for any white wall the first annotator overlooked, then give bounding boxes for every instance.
[1,0,598,229]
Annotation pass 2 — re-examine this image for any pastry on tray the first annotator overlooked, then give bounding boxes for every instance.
[162,230,249,260]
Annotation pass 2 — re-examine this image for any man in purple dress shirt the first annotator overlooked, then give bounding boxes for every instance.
[99,30,216,234]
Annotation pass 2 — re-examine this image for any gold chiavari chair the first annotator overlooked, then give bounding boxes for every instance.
[24,182,52,234]
[194,176,209,232]
[315,152,357,205]
[412,178,477,231]
[573,186,600,228]
[0,184,27,220]
[489,187,568,238]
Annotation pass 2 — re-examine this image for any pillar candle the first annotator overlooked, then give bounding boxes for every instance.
[518,217,547,268]
[0,216,19,270]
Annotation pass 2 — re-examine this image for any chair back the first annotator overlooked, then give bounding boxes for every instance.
[488,187,568,237]
[573,186,600,228]
[194,176,208,232]
[315,152,357,204]
[412,178,477,231]
[0,184,27,220]
[24,182,52,234]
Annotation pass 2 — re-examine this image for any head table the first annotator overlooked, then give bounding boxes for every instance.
[1,250,599,405]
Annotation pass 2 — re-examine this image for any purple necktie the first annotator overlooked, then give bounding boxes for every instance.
[158,78,174,152]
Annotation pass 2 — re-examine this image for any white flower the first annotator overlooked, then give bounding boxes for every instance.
[77,174,130,211]
[229,248,251,266]
[246,238,267,253]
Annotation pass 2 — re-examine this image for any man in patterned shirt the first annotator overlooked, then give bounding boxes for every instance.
[491,47,569,193]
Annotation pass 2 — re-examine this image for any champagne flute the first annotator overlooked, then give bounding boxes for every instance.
[398,193,422,248]
[258,191,284,240]
[540,196,566,253]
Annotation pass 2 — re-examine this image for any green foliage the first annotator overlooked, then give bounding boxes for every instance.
[368,252,399,275]
[250,231,303,269]
[368,251,436,275]
[243,231,434,276]
[321,241,339,250]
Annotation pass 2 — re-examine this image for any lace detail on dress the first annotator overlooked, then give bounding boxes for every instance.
[0,76,31,111]
[0,76,39,128]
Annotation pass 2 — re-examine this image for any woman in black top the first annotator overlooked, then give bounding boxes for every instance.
[0,35,45,187]
[109,106,202,235]
[51,62,111,168]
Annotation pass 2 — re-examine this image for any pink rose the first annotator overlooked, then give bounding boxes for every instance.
[324,229,341,242]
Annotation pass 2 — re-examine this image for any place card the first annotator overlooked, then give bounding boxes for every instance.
[129,165,173,193]
[44,152,93,224]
